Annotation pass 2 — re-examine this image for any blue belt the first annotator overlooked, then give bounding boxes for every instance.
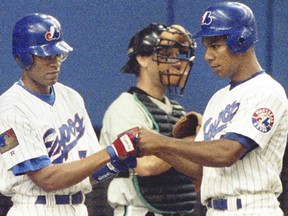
[207,198,242,210]
[35,191,84,205]
[146,212,181,216]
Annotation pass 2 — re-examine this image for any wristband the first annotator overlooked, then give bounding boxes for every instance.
[92,162,119,183]
[106,145,117,161]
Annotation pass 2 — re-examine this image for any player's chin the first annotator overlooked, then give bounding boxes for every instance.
[215,73,226,78]
[46,74,59,83]
[44,80,57,87]
[45,78,58,86]
[163,73,183,85]
[211,68,225,78]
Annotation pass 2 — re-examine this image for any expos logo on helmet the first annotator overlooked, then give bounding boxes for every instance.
[201,11,213,26]
[45,26,61,41]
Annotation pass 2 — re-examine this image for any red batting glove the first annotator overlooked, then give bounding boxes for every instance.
[106,129,138,160]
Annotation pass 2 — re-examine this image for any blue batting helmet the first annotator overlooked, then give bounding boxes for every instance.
[12,13,73,70]
[193,2,258,54]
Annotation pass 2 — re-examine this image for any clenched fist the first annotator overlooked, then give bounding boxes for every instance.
[138,127,170,156]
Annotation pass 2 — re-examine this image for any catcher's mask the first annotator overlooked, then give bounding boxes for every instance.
[122,23,196,96]
[156,25,196,96]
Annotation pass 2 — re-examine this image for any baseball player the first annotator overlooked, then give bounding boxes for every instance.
[138,2,288,216]
[100,23,203,215]
[0,13,138,216]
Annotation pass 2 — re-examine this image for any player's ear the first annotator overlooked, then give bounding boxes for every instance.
[14,54,22,67]
[136,55,149,68]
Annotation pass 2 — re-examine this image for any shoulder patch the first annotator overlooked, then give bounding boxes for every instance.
[252,108,274,133]
[0,128,19,153]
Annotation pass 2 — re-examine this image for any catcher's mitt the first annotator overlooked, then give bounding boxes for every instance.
[172,111,202,138]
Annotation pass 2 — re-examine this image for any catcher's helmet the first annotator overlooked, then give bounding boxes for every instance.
[13,13,73,70]
[122,23,196,96]
[121,23,167,74]
[194,2,258,54]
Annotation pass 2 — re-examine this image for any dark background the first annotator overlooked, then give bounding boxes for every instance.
[0,1,287,215]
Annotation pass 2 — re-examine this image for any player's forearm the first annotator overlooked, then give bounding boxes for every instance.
[152,151,202,192]
[28,149,110,192]
[161,138,246,167]
[134,155,171,176]
[139,128,245,167]
[154,151,202,179]
[28,129,138,192]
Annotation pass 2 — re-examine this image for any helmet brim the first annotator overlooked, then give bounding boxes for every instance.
[29,40,73,56]
[193,28,230,38]
[121,58,135,74]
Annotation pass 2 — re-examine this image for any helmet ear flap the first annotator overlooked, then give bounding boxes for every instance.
[14,51,33,70]
[226,27,255,54]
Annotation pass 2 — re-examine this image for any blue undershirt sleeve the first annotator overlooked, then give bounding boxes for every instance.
[223,132,259,158]
[11,155,51,176]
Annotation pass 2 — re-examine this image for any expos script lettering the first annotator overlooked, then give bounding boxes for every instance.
[43,113,85,163]
[204,101,240,140]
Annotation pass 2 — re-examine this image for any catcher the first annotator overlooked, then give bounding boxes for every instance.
[100,23,204,216]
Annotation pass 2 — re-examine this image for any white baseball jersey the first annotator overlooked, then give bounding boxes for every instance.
[0,81,101,216]
[100,92,176,216]
[195,72,288,215]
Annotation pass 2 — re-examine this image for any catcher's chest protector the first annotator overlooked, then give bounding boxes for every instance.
[132,91,197,214]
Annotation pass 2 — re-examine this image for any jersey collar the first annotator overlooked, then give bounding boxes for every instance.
[17,80,56,106]
[128,86,166,103]
[229,70,266,90]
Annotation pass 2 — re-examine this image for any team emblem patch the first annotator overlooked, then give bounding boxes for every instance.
[0,128,19,154]
[252,108,274,133]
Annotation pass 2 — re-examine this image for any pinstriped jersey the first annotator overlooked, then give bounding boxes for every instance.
[0,82,100,197]
[195,72,288,209]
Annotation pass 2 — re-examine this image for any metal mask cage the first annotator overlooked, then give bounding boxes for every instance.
[158,60,193,96]
[151,29,196,96]
[153,41,195,64]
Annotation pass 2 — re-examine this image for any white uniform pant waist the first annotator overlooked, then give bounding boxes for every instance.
[7,203,88,216]
[114,205,164,216]
[12,191,85,206]
[205,193,282,215]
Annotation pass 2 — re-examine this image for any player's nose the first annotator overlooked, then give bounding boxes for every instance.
[204,48,215,62]
[50,55,63,66]
[171,60,182,71]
